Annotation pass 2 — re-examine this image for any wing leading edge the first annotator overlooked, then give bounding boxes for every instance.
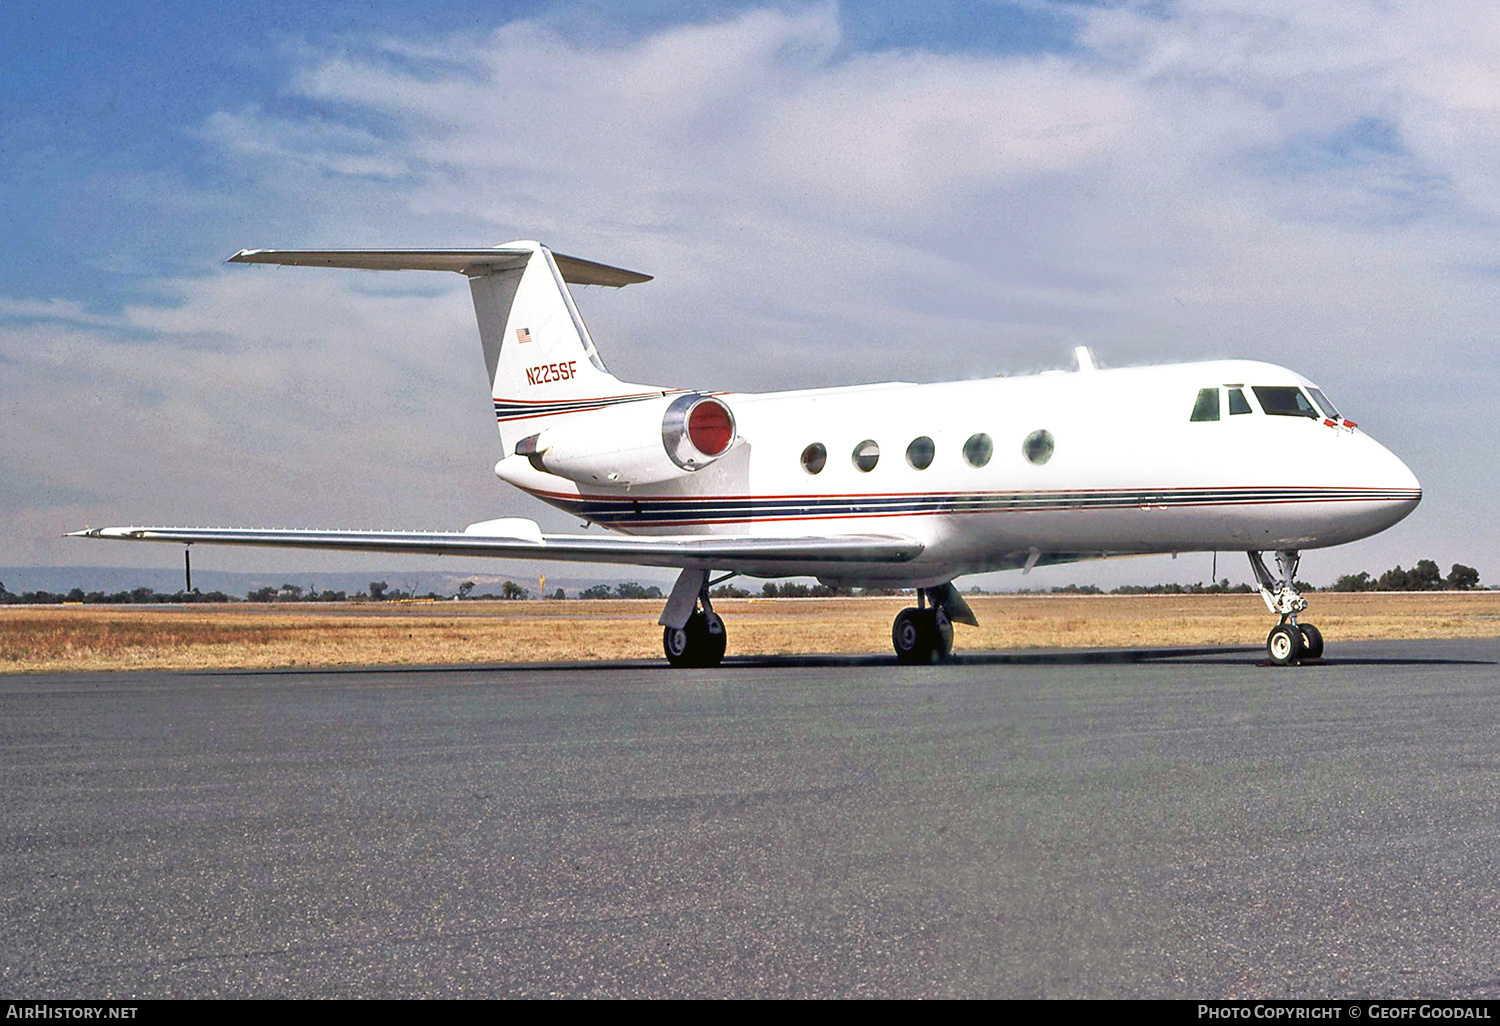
[68,526,924,576]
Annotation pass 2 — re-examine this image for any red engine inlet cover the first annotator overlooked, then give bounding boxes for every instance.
[687,399,734,457]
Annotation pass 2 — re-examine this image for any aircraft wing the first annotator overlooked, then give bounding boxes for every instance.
[68,525,923,576]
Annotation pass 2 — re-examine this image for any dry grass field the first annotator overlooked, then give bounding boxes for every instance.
[4,592,1500,673]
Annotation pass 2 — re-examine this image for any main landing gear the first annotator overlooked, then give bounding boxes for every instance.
[892,583,977,664]
[1248,550,1325,666]
[659,569,727,668]
[663,608,727,668]
[657,571,979,668]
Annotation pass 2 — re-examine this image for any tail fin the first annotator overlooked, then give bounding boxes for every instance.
[228,242,655,451]
[468,242,653,449]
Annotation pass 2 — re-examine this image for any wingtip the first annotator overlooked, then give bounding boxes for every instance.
[67,527,137,539]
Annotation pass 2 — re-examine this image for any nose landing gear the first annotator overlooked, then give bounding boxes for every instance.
[1249,550,1324,665]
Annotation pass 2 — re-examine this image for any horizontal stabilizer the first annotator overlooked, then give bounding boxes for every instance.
[227,248,652,287]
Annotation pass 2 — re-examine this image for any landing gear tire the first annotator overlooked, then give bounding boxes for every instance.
[892,607,954,664]
[663,611,727,668]
[1298,623,1324,660]
[1267,624,1303,666]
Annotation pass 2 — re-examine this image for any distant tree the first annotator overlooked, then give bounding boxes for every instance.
[579,583,614,599]
[614,582,663,599]
[754,580,846,597]
[551,587,566,600]
[195,591,231,603]
[1409,559,1443,591]
[248,586,278,603]
[1447,563,1481,591]
[500,580,528,600]
[458,581,475,600]
[1331,571,1376,592]
[368,581,388,601]
[711,584,751,598]
[1377,565,1409,591]
[279,584,303,600]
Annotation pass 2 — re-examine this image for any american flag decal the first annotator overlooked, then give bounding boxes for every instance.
[516,327,532,344]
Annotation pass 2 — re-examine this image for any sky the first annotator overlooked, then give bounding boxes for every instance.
[2,0,1497,591]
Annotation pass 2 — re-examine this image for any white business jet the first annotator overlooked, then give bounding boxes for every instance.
[72,241,1421,666]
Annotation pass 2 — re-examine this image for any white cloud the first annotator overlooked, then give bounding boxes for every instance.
[198,108,411,179]
[0,298,128,328]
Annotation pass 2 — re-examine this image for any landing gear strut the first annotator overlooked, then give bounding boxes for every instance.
[1248,550,1324,665]
[891,583,975,664]
[660,569,727,668]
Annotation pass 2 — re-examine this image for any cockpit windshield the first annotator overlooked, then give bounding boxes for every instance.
[1252,386,1319,419]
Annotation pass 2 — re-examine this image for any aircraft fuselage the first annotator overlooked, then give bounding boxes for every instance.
[495,358,1421,586]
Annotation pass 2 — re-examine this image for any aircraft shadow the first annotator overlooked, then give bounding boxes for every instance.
[724,649,1496,669]
[199,645,1494,677]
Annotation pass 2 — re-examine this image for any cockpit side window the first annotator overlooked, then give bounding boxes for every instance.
[1252,386,1319,418]
[1190,388,1220,422]
[1227,387,1252,415]
[1307,387,1341,421]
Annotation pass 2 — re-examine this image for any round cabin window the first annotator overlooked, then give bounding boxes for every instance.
[906,436,935,470]
[1022,429,1054,465]
[963,433,993,468]
[852,439,880,472]
[801,442,827,475]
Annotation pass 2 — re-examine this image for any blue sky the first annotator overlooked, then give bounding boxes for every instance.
[3,0,1497,589]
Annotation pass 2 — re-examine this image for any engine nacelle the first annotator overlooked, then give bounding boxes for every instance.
[515,392,737,487]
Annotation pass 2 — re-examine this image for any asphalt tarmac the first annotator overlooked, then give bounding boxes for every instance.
[3,639,1499,999]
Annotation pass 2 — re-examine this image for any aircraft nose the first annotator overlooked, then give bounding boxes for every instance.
[1367,434,1422,525]
[1380,436,1420,494]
